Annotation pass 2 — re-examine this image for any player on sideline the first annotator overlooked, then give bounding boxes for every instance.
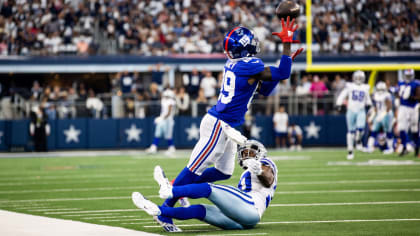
[146,88,177,156]
[366,81,394,154]
[152,17,303,232]
[132,140,277,231]
[396,69,420,156]
[336,71,372,160]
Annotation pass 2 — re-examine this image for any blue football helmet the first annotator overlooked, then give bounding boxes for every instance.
[223,26,260,59]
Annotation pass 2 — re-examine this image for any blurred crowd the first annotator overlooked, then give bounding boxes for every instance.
[0,0,419,56]
[0,67,356,120]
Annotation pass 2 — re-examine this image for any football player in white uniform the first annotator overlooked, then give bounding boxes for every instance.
[336,70,372,160]
[366,81,394,154]
[146,88,177,155]
[132,140,277,231]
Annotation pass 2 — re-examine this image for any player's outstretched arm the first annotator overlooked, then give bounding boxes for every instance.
[251,17,303,96]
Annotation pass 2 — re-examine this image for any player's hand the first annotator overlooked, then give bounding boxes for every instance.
[291,47,304,61]
[154,116,163,124]
[272,16,299,43]
[336,105,342,112]
[221,121,247,145]
[244,159,263,175]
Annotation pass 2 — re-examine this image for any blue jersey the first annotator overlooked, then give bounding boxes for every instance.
[398,80,420,107]
[208,57,264,127]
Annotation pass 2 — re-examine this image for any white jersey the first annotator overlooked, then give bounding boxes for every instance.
[237,157,277,218]
[160,98,176,120]
[336,82,372,112]
[273,112,288,133]
[373,91,392,114]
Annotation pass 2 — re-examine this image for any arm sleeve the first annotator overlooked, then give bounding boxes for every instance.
[336,88,348,106]
[259,55,292,96]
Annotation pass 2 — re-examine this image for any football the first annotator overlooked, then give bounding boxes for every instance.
[275,0,301,20]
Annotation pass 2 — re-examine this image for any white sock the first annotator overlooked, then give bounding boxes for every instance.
[347,132,354,151]
[387,139,394,150]
[367,137,375,150]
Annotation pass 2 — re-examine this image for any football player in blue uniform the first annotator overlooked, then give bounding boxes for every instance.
[397,69,420,156]
[151,17,302,232]
[132,140,277,231]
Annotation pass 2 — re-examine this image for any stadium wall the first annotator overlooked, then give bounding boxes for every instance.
[0,115,346,151]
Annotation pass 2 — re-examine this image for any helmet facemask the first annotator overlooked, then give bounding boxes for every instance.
[403,69,415,82]
[237,140,267,170]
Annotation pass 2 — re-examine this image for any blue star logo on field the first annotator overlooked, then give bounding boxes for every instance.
[251,125,262,139]
[185,123,199,141]
[125,124,142,142]
[63,125,81,143]
[304,121,321,139]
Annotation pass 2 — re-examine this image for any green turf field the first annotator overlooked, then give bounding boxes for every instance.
[1,149,420,235]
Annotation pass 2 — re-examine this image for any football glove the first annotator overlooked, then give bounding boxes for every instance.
[291,47,304,61]
[220,121,247,145]
[244,158,263,175]
[154,116,163,124]
[272,16,299,43]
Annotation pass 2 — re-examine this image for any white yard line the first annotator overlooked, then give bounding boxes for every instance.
[0,186,152,194]
[144,219,420,228]
[270,201,420,207]
[197,233,267,236]
[82,215,143,220]
[277,188,420,194]
[0,196,130,204]
[62,213,121,217]
[121,222,158,225]
[279,178,420,185]
[259,219,420,224]
[29,208,81,212]
[45,209,139,215]
[100,218,152,222]
[0,209,162,236]
[0,179,147,186]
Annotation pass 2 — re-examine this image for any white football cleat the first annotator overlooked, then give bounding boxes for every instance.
[146,145,157,154]
[132,192,161,216]
[164,146,176,157]
[154,166,173,199]
[383,148,394,155]
[153,216,182,232]
[347,152,354,160]
[296,145,302,151]
[356,144,364,151]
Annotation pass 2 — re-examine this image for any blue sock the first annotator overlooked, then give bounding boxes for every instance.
[163,167,200,208]
[386,132,393,139]
[411,132,419,147]
[195,167,231,183]
[370,131,377,138]
[153,137,160,146]
[400,131,408,147]
[159,205,206,220]
[167,139,174,146]
[172,183,211,199]
[159,167,200,224]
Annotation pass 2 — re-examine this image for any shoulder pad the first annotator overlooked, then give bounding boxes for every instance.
[232,57,264,77]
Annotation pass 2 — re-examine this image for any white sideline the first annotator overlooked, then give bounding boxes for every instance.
[0,210,161,236]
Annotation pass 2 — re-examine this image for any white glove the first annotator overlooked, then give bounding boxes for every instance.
[244,159,263,175]
[154,116,163,124]
[220,121,247,145]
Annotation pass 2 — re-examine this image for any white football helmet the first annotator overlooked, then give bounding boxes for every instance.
[375,81,387,93]
[237,140,267,170]
[352,70,366,84]
[403,69,415,82]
